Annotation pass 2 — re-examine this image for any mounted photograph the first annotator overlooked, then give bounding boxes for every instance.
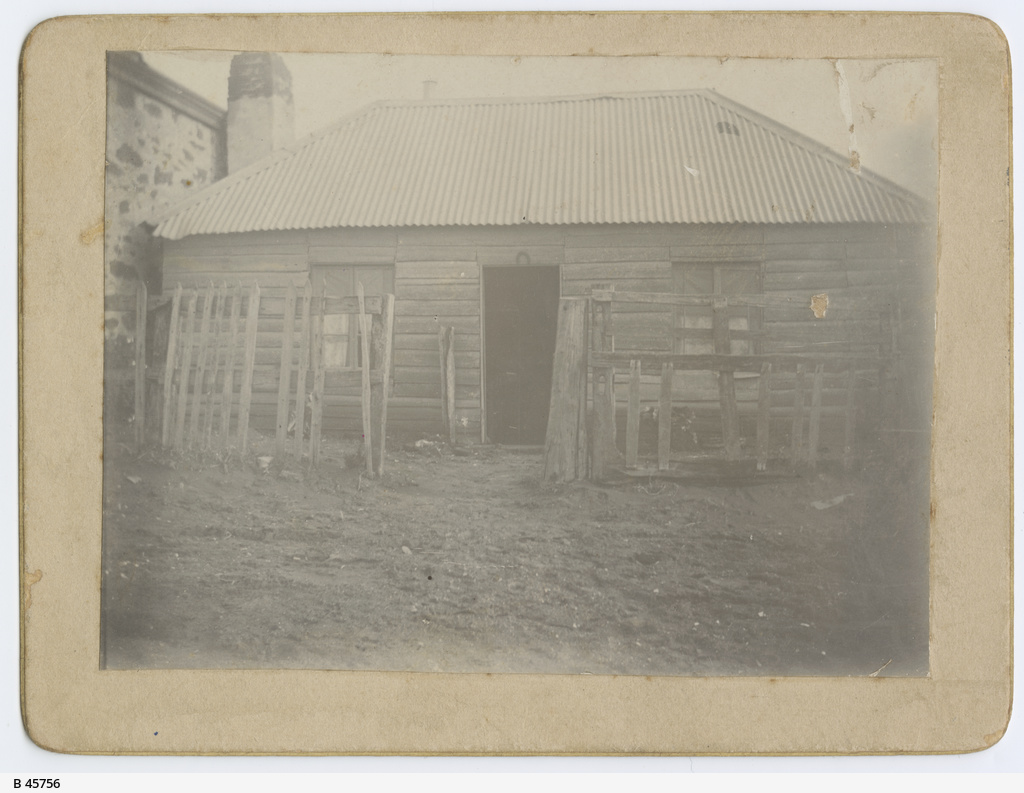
[100,50,937,677]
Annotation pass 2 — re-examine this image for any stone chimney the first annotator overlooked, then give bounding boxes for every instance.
[227,53,295,174]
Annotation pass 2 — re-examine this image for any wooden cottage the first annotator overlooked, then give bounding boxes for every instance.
[148,85,933,461]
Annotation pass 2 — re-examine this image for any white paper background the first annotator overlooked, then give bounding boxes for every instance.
[3,0,1021,783]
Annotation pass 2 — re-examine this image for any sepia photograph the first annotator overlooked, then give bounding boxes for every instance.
[99,50,937,677]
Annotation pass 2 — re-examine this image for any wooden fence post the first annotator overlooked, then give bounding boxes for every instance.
[625,359,641,469]
[275,282,297,456]
[133,281,148,451]
[438,326,456,444]
[370,293,395,475]
[807,363,825,468]
[756,362,772,472]
[713,296,741,458]
[160,284,182,448]
[188,282,216,448]
[843,365,857,470]
[173,289,198,451]
[202,282,226,450]
[309,294,326,465]
[220,283,242,450]
[293,281,312,460]
[237,283,261,454]
[542,297,588,482]
[658,362,673,471]
[357,282,374,475]
[590,289,615,480]
[790,363,806,462]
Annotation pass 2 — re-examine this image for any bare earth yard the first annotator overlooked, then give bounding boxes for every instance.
[102,434,929,677]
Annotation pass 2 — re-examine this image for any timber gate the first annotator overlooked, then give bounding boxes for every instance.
[134,280,395,476]
[543,288,894,482]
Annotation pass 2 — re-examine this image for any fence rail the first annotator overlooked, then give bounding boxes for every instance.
[545,288,891,482]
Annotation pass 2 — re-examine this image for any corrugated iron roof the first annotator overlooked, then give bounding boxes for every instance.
[150,89,929,240]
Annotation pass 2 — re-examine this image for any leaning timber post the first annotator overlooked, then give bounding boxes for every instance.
[625,359,641,469]
[657,362,674,471]
[438,326,456,445]
[843,365,857,470]
[543,297,588,482]
[357,283,374,476]
[275,282,297,456]
[590,288,616,479]
[188,282,216,448]
[309,295,326,465]
[173,289,198,451]
[370,293,395,475]
[202,283,227,450]
[713,296,741,458]
[292,281,312,461]
[807,363,825,469]
[236,283,261,454]
[790,363,807,463]
[133,281,148,451]
[756,362,772,472]
[574,299,591,480]
[220,283,242,450]
[160,284,183,448]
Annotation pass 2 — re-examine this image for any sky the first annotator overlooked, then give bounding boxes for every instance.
[143,51,938,200]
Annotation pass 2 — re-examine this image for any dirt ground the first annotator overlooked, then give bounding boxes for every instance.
[102,431,929,677]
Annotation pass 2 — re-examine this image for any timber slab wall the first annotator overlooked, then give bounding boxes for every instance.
[161,221,933,442]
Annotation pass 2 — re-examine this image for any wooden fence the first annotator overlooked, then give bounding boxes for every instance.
[136,279,395,475]
[545,289,889,482]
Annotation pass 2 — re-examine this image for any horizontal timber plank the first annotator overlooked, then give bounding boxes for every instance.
[394,299,480,317]
[393,333,481,352]
[163,254,308,273]
[397,283,480,301]
[670,244,763,261]
[592,289,812,309]
[395,365,480,385]
[562,261,670,280]
[308,246,397,265]
[764,271,850,289]
[476,246,565,265]
[395,316,480,334]
[398,226,566,247]
[394,349,481,368]
[590,351,881,372]
[396,246,479,263]
[764,241,846,260]
[396,261,480,280]
[563,247,670,264]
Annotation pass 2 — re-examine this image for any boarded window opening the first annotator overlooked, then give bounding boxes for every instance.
[311,265,395,369]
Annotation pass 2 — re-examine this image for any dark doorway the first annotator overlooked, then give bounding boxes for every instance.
[484,266,560,444]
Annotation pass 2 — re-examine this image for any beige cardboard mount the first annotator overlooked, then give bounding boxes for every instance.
[19,12,1011,754]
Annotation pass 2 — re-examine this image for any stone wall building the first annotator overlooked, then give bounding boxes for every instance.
[104,52,227,420]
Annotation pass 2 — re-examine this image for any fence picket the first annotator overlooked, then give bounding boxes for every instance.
[188,282,216,448]
[202,283,226,449]
[658,363,673,471]
[626,359,640,469]
[292,281,312,460]
[357,282,374,475]
[173,289,198,451]
[220,283,242,449]
[309,295,326,465]
[160,284,182,448]
[237,283,261,453]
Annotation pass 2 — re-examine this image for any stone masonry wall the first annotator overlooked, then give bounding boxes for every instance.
[104,53,226,427]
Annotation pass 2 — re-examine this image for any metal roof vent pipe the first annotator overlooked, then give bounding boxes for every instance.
[227,52,295,174]
[422,80,437,100]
